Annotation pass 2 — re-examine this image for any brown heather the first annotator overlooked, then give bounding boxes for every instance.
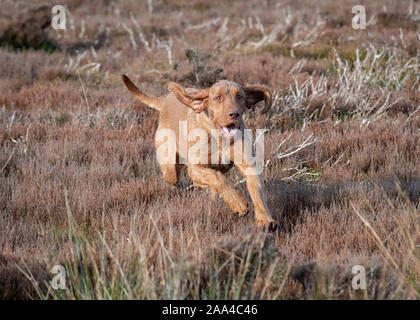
[0,0,419,299]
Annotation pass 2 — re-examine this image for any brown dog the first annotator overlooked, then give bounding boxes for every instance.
[122,75,278,232]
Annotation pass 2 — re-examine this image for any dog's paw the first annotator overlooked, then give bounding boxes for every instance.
[232,198,249,217]
[223,188,248,216]
[256,219,279,233]
[236,206,249,217]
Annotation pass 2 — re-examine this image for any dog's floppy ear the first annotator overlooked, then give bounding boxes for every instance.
[244,86,272,113]
[168,82,209,113]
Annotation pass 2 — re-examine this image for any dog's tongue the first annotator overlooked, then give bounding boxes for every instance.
[222,126,238,137]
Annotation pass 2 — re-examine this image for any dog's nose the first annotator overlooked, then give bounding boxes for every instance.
[228,110,240,119]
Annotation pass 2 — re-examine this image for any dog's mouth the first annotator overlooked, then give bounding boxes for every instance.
[220,123,240,137]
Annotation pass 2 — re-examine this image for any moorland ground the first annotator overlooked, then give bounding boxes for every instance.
[0,0,419,299]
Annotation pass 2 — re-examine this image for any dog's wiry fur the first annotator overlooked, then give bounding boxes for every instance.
[122,75,278,232]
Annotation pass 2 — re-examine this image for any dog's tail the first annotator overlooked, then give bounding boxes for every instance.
[122,74,164,111]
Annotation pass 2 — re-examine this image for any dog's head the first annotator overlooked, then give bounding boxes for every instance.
[168,80,272,140]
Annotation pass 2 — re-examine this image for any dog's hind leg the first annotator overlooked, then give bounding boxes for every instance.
[159,163,183,186]
[154,131,182,186]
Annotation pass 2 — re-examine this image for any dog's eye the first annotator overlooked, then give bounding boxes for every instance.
[236,93,242,100]
[214,95,223,102]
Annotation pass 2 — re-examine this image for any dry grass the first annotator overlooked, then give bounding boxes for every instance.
[0,0,419,299]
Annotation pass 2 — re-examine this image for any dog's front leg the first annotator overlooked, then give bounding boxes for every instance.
[188,165,249,216]
[235,164,278,232]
